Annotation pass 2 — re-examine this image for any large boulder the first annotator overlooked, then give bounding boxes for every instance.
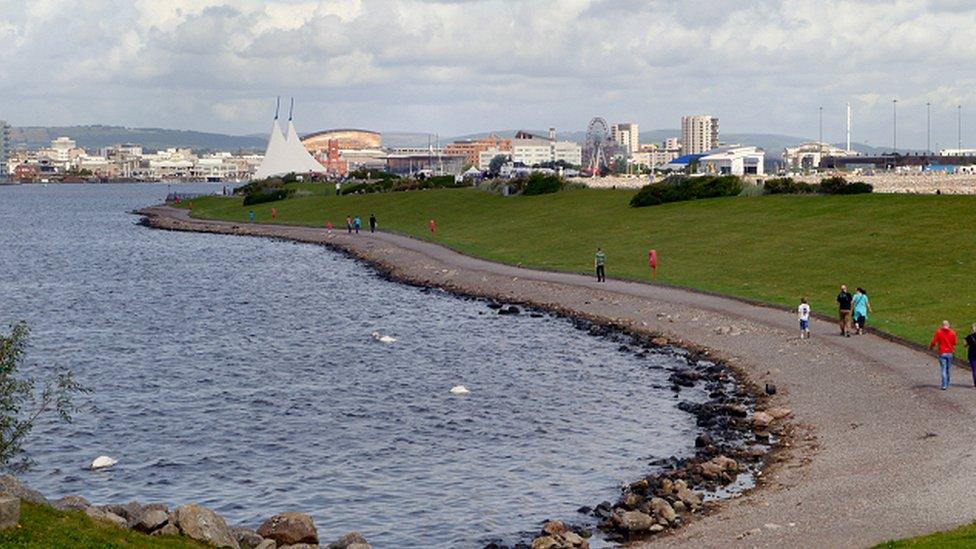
[649,497,676,524]
[233,527,265,548]
[701,455,739,481]
[101,501,148,528]
[85,506,127,529]
[0,497,20,530]
[326,531,371,549]
[0,475,48,505]
[133,507,169,533]
[752,411,774,430]
[257,512,318,546]
[172,504,239,548]
[611,509,657,532]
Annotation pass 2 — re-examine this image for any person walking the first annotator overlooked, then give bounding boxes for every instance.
[248,210,255,222]
[271,207,277,220]
[346,216,352,234]
[797,297,811,339]
[594,248,606,282]
[965,324,976,388]
[929,320,957,390]
[852,287,872,335]
[326,221,333,234]
[837,285,853,337]
[369,214,377,233]
[353,216,362,234]
[429,219,437,234]
[335,182,341,196]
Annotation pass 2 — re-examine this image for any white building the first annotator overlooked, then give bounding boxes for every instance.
[782,142,852,172]
[938,148,976,157]
[478,147,511,171]
[681,115,719,155]
[510,130,582,167]
[698,145,765,176]
[611,123,639,154]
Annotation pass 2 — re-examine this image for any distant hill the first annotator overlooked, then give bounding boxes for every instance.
[9,125,266,153]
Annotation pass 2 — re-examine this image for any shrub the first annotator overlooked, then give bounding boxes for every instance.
[819,176,873,195]
[763,178,819,195]
[630,175,742,207]
[522,173,564,195]
[242,188,295,205]
[347,168,399,181]
[834,181,873,194]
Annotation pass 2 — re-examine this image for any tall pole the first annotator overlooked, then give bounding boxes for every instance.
[846,102,851,153]
[926,102,931,155]
[892,99,898,153]
[959,105,963,152]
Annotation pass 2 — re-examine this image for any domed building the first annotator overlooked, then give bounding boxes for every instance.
[300,129,385,174]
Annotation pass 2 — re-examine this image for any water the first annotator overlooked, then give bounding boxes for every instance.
[0,183,707,547]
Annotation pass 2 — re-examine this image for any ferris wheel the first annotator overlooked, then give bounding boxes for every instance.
[585,117,611,174]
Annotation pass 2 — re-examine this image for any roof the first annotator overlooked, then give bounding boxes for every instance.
[301,128,381,140]
[669,154,707,165]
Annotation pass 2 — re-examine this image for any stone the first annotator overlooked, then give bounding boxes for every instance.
[531,536,559,549]
[701,455,739,481]
[752,411,774,430]
[629,478,649,494]
[85,506,128,529]
[254,541,276,549]
[766,407,792,420]
[620,492,641,509]
[258,512,318,546]
[649,497,676,524]
[326,531,370,549]
[280,544,318,549]
[651,337,668,346]
[765,383,777,395]
[134,508,169,533]
[233,527,265,548]
[101,501,147,528]
[562,531,589,548]
[673,500,687,513]
[649,524,665,533]
[152,522,181,537]
[541,520,567,536]
[612,510,656,532]
[52,495,91,511]
[172,504,240,548]
[0,475,48,505]
[0,497,20,530]
[675,485,702,508]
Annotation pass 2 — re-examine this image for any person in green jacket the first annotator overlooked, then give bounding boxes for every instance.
[594,248,606,282]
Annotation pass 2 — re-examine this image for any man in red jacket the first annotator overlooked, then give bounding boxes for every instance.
[929,320,957,390]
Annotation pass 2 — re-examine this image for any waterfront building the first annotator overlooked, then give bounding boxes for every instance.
[611,123,640,155]
[510,129,582,167]
[301,129,385,172]
[478,148,512,171]
[782,142,852,172]
[698,145,765,176]
[444,133,512,167]
[938,148,976,157]
[681,115,719,155]
[0,120,9,179]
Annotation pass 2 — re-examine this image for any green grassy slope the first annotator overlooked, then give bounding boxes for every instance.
[0,502,204,548]
[184,186,976,350]
[875,522,976,548]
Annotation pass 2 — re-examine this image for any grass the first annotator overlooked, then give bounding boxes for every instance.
[875,522,976,547]
[0,502,204,548]
[183,184,976,352]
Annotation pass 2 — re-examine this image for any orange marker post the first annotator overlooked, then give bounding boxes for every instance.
[648,249,658,280]
[429,219,437,234]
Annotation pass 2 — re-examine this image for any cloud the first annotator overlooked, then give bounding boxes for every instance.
[0,0,973,148]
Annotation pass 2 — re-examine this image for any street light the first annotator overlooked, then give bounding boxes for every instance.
[892,99,898,153]
[926,102,931,155]
[958,105,963,152]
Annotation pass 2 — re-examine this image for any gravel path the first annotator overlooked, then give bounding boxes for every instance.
[139,206,976,548]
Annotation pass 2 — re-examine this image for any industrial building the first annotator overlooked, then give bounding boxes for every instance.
[782,142,852,172]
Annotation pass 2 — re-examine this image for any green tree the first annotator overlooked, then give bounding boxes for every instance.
[488,155,509,175]
[0,322,89,472]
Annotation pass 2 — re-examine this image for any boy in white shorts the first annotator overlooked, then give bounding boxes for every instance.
[798,297,811,339]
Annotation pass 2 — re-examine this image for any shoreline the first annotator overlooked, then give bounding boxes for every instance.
[134,205,976,548]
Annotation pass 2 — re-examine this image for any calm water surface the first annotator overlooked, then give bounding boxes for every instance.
[0,183,706,547]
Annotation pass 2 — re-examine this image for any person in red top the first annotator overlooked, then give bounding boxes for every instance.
[929,320,957,390]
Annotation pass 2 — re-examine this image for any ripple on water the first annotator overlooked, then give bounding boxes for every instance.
[0,183,709,548]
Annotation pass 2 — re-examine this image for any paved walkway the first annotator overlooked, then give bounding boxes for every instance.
[141,206,976,548]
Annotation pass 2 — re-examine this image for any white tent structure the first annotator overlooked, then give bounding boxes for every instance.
[253,98,326,180]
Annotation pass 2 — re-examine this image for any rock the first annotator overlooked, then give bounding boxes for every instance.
[701,456,740,481]
[766,407,792,420]
[620,491,641,509]
[660,478,674,494]
[101,501,146,527]
[233,527,265,548]
[629,478,649,494]
[85,506,128,529]
[152,522,181,537]
[258,512,318,546]
[753,411,774,430]
[172,504,240,548]
[694,434,713,448]
[649,497,676,524]
[326,531,371,549]
[674,485,702,508]
[611,509,657,532]
[254,541,276,549]
[134,507,169,533]
[0,475,48,505]
[279,544,319,549]
[52,495,91,511]
[651,337,668,346]
[673,500,687,513]
[649,523,665,533]
[562,531,588,548]
[0,497,20,530]
[532,536,559,549]
[765,383,777,395]
[541,520,567,536]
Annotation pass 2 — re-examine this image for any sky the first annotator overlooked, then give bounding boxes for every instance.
[1,0,975,148]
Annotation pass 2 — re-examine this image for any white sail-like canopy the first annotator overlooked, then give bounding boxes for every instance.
[252,100,325,180]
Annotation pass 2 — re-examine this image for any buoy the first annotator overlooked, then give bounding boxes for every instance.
[371,332,397,344]
[91,456,117,470]
[450,385,470,395]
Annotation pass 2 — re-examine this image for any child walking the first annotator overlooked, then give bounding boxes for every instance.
[797,297,811,339]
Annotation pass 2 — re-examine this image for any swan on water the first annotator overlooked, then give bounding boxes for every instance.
[371,332,397,344]
[450,385,470,395]
[91,456,117,470]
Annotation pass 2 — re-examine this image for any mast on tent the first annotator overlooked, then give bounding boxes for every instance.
[289,97,294,121]
[275,96,280,120]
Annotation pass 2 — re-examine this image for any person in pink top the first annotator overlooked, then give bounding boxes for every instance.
[929,320,958,390]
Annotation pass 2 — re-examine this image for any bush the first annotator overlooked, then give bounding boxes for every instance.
[819,176,873,195]
[522,173,563,195]
[630,175,743,207]
[763,177,819,195]
[834,181,873,194]
[347,168,399,181]
[242,188,295,205]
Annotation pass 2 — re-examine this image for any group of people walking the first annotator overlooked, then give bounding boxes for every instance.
[794,285,873,340]
[928,321,976,390]
[343,214,377,234]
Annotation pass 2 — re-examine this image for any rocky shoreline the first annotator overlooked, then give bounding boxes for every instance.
[0,474,370,548]
[130,206,790,548]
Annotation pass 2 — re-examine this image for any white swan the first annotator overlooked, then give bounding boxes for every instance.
[371,332,397,344]
[91,456,117,470]
[450,385,470,395]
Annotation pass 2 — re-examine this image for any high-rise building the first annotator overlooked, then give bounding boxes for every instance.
[681,115,719,155]
[0,120,10,180]
[611,123,639,154]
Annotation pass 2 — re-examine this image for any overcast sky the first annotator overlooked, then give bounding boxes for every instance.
[1,0,974,147]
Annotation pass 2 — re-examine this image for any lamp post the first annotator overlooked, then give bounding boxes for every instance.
[959,105,963,152]
[926,102,931,155]
[892,99,898,153]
